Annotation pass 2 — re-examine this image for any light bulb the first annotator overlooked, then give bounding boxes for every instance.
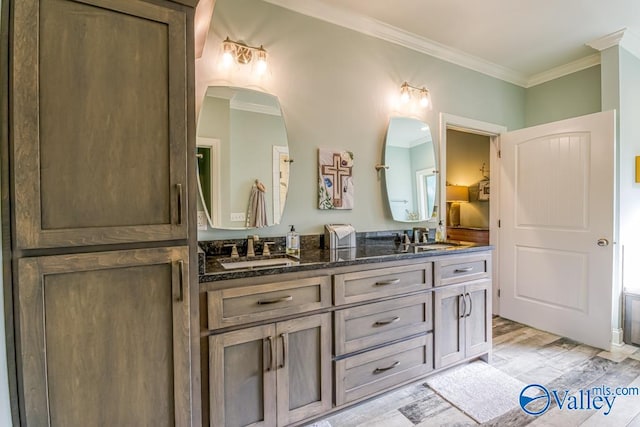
[255,47,268,75]
[400,83,410,103]
[222,38,235,68]
[419,88,429,108]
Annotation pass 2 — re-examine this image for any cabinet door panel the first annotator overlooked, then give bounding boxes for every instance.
[209,325,277,427]
[465,281,492,358]
[276,313,332,427]
[13,0,188,248]
[18,247,191,427]
[434,286,465,368]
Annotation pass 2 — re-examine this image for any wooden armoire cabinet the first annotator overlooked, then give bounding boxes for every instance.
[5,0,199,425]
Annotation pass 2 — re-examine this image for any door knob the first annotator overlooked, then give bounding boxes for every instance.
[597,238,609,247]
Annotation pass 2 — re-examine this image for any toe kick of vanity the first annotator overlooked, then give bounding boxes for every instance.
[200,249,492,427]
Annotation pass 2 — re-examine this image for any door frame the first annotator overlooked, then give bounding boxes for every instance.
[439,113,506,313]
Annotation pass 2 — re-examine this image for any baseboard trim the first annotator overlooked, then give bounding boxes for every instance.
[611,328,624,346]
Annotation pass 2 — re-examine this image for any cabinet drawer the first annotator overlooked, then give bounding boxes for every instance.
[334,263,432,305]
[335,334,433,406]
[334,294,432,356]
[207,276,331,329]
[434,253,491,286]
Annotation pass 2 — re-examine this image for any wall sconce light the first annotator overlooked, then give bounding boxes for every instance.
[446,185,469,227]
[399,81,432,109]
[221,36,268,75]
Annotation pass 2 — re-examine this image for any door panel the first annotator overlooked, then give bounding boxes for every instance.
[276,313,332,427]
[13,0,188,248]
[499,111,615,349]
[209,324,277,427]
[434,287,465,368]
[18,247,191,427]
[465,281,491,358]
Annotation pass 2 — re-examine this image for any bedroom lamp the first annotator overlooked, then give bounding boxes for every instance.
[446,185,469,227]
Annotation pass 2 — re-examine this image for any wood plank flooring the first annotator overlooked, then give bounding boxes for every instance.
[307,317,640,427]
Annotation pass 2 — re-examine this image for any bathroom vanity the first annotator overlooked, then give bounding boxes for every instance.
[199,242,492,427]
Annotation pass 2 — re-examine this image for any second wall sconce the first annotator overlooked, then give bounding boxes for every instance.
[400,82,432,109]
[221,36,268,75]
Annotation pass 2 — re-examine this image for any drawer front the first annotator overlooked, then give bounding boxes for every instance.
[335,334,433,406]
[335,294,432,356]
[334,263,432,305]
[434,253,491,286]
[207,276,331,329]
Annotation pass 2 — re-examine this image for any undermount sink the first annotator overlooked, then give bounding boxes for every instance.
[411,242,468,252]
[218,256,300,270]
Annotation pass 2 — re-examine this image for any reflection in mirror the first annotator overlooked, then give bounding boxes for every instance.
[197,86,290,229]
[384,117,437,222]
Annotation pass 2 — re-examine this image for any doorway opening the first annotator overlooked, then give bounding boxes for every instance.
[439,114,506,314]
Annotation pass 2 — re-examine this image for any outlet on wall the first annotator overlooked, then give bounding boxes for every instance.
[197,211,208,230]
[230,212,246,222]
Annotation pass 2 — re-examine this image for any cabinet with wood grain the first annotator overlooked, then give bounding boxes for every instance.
[11,0,192,249]
[6,0,199,425]
[209,313,332,427]
[17,247,192,426]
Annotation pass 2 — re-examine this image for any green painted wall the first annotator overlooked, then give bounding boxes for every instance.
[525,66,602,127]
[196,0,525,239]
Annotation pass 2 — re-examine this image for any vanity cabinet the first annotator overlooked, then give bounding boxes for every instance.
[209,313,332,427]
[17,247,192,426]
[12,0,191,249]
[434,253,492,369]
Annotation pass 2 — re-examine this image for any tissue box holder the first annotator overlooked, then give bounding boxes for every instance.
[324,224,356,249]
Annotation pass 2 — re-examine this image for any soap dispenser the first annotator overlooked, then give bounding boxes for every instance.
[286,225,300,257]
[435,220,445,242]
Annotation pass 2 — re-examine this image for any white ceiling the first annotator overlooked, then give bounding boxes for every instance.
[263,0,640,87]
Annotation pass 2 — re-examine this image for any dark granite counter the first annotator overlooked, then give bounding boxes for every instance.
[199,239,492,283]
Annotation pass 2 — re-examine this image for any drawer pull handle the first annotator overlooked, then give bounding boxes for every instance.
[257,295,293,305]
[279,333,288,369]
[373,361,400,374]
[460,293,467,319]
[374,316,400,327]
[465,292,473,318]
[266,336,276,371]
[454,267,473,273]
[375,278,400,286]
[176,183,183,225]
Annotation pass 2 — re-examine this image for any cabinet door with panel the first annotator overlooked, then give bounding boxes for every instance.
[209,313,332,427]
[434,280,491,369]
[12,0,189,249]
[17,246,192,427]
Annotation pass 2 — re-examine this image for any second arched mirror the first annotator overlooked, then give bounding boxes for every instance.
[383,117,437,222]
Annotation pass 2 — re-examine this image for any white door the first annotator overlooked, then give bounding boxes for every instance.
[499,111,615,350]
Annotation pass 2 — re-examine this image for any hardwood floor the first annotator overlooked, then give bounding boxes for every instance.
[307,317,640,427]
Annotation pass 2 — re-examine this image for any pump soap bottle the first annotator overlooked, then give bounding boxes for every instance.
[286,225,300,257]
[435,220,445,242]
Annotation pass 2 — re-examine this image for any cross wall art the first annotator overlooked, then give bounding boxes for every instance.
[318,148,354,210]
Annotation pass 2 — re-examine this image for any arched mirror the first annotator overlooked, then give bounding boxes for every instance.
[197,86,290,229]
[384,117,437,222]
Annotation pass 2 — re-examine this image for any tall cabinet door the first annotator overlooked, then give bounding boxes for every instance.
[434,286,465,369]
[17,246,191,427]
[12,0,189,249]
[276,313,332,427]
[209,325,278,427]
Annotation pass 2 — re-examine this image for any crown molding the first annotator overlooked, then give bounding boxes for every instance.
[526,53,601,88]
[263,0,605,88]
[262,0,528,87]
[587,28,640,59]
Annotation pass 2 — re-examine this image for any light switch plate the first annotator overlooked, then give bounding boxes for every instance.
[230,212,246,222]
[197,211,208,230]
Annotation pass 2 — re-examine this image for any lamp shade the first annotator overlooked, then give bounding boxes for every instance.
[446,185,469,202]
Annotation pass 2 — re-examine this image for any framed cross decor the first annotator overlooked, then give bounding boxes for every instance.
[318,148,354,209]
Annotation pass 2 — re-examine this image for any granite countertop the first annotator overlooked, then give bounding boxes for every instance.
[199,239,492,283]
